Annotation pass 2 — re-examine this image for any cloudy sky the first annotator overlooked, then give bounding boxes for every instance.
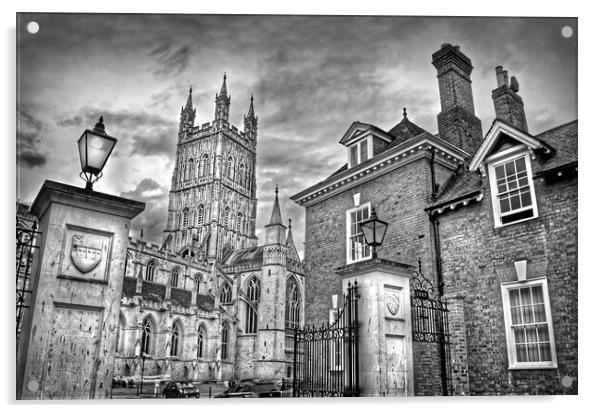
[16,14,577,257]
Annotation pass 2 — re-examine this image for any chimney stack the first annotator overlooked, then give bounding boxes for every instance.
[491,66,528,133]
[432,43,483,155]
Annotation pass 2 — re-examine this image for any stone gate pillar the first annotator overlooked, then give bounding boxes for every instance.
[17,180,144,399]
[336,258,414,397]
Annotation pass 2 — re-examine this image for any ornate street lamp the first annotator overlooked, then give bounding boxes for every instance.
[77,116,117,190]
[359,207,388,259]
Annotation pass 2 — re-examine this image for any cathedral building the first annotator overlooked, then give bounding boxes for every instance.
[112,75,305,384]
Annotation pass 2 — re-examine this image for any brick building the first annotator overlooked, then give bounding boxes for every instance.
[291,43,577,395]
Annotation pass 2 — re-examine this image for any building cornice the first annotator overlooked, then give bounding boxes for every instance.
[291,135,468,207]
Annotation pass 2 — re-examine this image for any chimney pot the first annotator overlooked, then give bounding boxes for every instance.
[503,70,509,87]
[495,66,505,87]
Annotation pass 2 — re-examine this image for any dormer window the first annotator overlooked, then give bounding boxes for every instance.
[349,139,369,168]
[487,150,538,227]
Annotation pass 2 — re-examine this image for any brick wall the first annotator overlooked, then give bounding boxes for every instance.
[435,173,577,395]
[304,158,442,326]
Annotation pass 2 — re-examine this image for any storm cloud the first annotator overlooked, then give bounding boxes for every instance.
[17,14,577,255]
[17,105,48,168]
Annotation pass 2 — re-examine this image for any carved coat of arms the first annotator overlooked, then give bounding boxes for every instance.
[70,235,102,273]
[386,291,400,316]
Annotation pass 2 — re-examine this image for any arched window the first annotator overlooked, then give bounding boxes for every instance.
[239,163,245,186]
[116,313,126,354]
[220,283,232,304]
[286,277,301,329]
[187,158,194,180]
[201,154,209,176]
[171,268,180,288]
[182,208,189,228]
[237,212,243,233]
[221,322,229,359]
[227,157,234,180]
[224,207,230,229]
[141,317,153,356]
[146,261,157,282]
[197,204,205,226]
[197,326,205,358]
[194,274,202,294]
[245,277,260,334]
[170,322,181,357]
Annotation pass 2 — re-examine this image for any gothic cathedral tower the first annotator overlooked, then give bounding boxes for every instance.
[163,75,259,261]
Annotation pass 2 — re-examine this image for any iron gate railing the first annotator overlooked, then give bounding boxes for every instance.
[410,259,453,396]
[16,219,41,347]
[290,280,360,397]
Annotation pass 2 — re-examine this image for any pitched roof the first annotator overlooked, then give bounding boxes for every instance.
[225,245,264,267]
[533,120,578,174]
[429,168,483,209]
[387,116,427,148]
[429,119,578,210]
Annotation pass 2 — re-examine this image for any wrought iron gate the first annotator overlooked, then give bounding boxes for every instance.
[16,219,41,347]
[410,260,453,396]
[290,281,360,397]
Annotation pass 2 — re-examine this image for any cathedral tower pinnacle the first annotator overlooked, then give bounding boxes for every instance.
[244,94,258,140]
[179,86,196,136]
[265,186,286,246]
[215,73,231,123]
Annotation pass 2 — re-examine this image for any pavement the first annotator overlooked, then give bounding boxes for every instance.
[110,381,229,399]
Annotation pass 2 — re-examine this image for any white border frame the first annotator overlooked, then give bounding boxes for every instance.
[500,276,558,370]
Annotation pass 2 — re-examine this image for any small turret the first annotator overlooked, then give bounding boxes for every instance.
[265,185,286,246]
[179,86,196,135]
[214,73,230,124]
[244,94,258,141]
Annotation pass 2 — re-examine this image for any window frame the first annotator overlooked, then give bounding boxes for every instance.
[170,322,181,357]
[145,260,157,282]
[221,322,229,360]
[245,277,260,334]
[285,277,301,329]
[345,202,372,264]
[141,317,153,357]
[348,136,373,168]
[220,282,233,305]
[487,148,539,228]
[197,325,205,359]
[500,277,558,370]
[170,268,180,288]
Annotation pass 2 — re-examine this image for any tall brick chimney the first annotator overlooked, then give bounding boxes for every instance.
[492,66,528,133]
[432,43,483,155]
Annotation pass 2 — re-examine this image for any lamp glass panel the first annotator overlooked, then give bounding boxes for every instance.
[360,220,376,245]
[80,130,116,174]
[374,220,388,245]
[77,132,87,171]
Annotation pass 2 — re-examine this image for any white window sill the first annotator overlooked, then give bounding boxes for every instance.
[508,364,558,370]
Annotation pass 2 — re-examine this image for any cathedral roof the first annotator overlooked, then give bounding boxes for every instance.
[224,245,264,267]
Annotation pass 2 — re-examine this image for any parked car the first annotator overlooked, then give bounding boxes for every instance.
[163,381,201,398]
[112,376,135,388]
[213,380,282,398]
